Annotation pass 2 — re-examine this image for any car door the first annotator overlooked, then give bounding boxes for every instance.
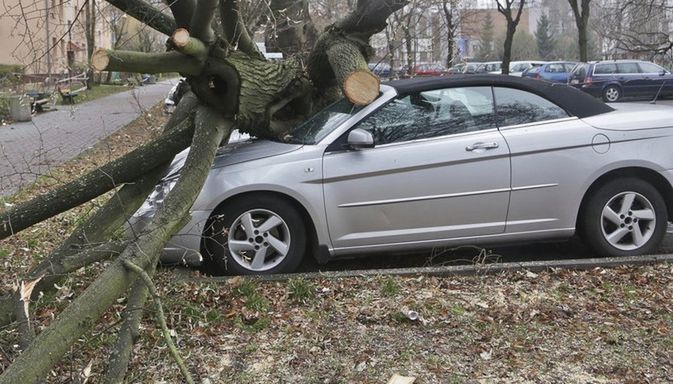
[322,86,511,251]
[637,61,671,98]
[493,87,583,233]
[616,62,646,96]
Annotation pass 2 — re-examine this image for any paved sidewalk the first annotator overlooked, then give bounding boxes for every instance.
[0,80,175,196]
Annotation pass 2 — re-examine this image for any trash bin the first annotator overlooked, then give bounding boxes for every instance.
[9,95,31,122]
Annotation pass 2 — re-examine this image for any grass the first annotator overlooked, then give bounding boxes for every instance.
[380,276,400,296]
[287,278,315,303]
[57,84,131,105]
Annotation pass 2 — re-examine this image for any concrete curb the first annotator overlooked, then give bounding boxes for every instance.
[193,253,673,283]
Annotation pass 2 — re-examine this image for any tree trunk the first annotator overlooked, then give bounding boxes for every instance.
[502,25,515,75]
[578,22,588,62]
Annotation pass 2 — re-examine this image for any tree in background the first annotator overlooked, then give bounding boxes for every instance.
[392,0,429,75]
[535,13,556,60]
[496,30,538,61]
[592,0,673,60]
[567,0,591,62]
[440,0,477,67]
[496,0,526,74]
[476,12,495,61]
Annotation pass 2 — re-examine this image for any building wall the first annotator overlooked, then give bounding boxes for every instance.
[0,0,113,76]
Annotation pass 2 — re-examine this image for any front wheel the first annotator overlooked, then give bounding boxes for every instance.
[579,178,668,256]
[603,85,622,102]
[205,195,306,275]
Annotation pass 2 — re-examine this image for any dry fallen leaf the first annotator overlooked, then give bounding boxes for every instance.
[387,374,416,384]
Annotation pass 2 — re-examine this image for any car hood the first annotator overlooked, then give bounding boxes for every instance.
[581,104,673,131]
[164,139,303,179]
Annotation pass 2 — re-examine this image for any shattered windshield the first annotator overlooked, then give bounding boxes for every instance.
[283,99,363,144]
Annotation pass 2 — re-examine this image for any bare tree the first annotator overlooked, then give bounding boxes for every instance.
[439,0,477,67]
[567,0,591,61]
[496,0,526,75]
[593,0,673,60]
[391,0,429,75]
[0,0,408,382]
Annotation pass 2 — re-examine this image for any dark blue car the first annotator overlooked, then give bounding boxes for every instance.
[568,60,673,102]
[522,61,577,83]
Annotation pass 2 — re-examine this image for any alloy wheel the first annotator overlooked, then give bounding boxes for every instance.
[605,87,620,102]
[600,191,656,251]
[227,209,291,272]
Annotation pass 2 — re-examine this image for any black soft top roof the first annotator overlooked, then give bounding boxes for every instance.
[385,75,614,118]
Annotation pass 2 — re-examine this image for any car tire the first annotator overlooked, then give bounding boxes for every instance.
[579,178,668,257]
[205,195,306,275]
[602,85,622,102]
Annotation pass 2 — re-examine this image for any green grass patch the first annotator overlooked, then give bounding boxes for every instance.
[58,84,131,105]
[287,278,315,303]
[380,276,400,297]
[235,279,268,312]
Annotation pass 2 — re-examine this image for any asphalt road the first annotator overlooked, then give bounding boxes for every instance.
[0,80,175,196]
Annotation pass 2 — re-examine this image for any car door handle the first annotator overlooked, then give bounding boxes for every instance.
[466,142,499,151]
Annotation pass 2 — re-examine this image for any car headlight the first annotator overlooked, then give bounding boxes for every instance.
[134,177,178,218]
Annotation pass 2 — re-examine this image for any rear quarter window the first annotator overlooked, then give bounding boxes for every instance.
[494,87,570,127]
[638,62,665,73]
[594,64,617,74]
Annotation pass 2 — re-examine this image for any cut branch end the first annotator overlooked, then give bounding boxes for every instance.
[343,70,380,106]
[92,49,110,71]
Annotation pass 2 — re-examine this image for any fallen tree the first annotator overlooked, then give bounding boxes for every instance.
[0,0,407,382]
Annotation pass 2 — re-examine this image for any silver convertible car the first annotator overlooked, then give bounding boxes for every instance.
[133,75,673,275]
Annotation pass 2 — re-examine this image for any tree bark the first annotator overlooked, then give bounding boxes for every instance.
[106,0,176,35]
[102,264,156,384]
[568,0,591,62]
[92,49,205,75]
[327,42,379,105]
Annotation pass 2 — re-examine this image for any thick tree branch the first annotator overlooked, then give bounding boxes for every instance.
[327,42,379,105]
[92,49,205,75]
[122,259,194,384]
[166,0,195,29]
[220,0,264,59]
[172,28,209,61]
[102,263,156,384]
[308,0,405,104]
[190,0,219,44]
[106,0,177,35]
[0,116,194,240]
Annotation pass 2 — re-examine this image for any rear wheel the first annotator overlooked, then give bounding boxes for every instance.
[603,85,622,102]
[205,195,306,275]
[579,178,667,256]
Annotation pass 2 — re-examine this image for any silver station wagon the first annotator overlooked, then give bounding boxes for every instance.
[133,75,673,275]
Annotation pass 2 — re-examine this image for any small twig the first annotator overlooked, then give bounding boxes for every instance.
[122,259,195,384]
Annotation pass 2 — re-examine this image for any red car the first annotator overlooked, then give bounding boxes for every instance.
[413,63,447,76]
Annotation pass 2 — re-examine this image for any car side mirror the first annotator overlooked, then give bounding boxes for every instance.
[347,128,375,150]
[660,69,667,76]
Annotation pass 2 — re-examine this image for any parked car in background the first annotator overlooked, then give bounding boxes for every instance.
[476,61,502,74]
[447,63,465,74]
[568,60,673,102]
[413,63,447,76]
[133,75,673,275]
[368,62,392,78]
[508,61,547,76]
[522,61,577,83]
[462,62,483,74]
